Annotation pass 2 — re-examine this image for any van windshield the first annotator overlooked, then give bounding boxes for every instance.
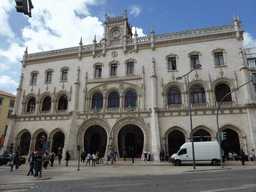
[178,148,187,155]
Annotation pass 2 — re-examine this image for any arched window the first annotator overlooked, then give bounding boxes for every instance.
[167,87,181,105]
[215,84,231,102]
[92,93,103,108]
[125,90,137,107]
[58,95,68,110]
[108,92,120,108]
[191,85,206,103]
[27,98,36,112]
[42,96,51,111]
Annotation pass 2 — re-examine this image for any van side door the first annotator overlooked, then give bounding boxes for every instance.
[178,148,188,162]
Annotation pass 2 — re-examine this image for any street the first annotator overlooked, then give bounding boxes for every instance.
[0,160,255,192]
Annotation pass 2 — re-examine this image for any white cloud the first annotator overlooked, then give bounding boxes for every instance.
[0,75,18,88]
[130,5,141,17]
[243,32,256,48]
[132,27,147,37]
[0,63,9,71]
[0,0,15,38]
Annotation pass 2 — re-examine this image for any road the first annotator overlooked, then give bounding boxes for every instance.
[0,168,255,192]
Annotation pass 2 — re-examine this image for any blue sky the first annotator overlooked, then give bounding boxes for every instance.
[0,0,256,95]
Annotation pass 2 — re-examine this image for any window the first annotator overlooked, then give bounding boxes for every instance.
[248,60,256,69]
[253,73,256,91]
[58,95,68,110]
[178,148,187,155]
[27,98,36,112]
[46,71,52,83]
[125,90,137,107]
[108,92,120,108]
[168,57,176,70]
[4,125,8,135]
[62,70,68,81]
[95,65,102,78]
[42,96,51,111]
[190,55,199,68]
[0,98,3,105]
[214,52,224,66]
[127,62,134,74]
[191,85,206,104]
[7,110,13,118]
[111,64,117,76]
[92,93,103,108]
[167,88,181,105]
[215,84,231,102]
[32,73,37,84]
[9,99,15,107]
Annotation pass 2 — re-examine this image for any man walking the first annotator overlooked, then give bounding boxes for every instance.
[50,152,55,167]
[239,149,245,165]
[27,151,35,176]
[58,151,62,165]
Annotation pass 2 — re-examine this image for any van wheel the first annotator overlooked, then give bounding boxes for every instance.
[212,160,218,166]
[175,160,181,166]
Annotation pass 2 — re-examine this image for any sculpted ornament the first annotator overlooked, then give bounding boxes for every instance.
[111,51,118,58]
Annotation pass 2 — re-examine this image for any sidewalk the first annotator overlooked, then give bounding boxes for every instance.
[0,159,255,184]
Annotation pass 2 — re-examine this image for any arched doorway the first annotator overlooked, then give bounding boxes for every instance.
[168,130,185,156]
[84,125,107,157]
[221,128,240,156]
[118,124,144,158]
[52,131,65,155]
[193,129,211,142]
[20,132,31,155]
[35,132,47,152]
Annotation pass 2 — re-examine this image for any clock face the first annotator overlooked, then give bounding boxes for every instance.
[112,30,120,37]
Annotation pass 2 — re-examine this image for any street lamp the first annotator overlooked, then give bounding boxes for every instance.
[176,63,201,169]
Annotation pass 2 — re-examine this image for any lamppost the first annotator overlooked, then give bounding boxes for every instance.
[217,75,256,168]
[176,63,201,170]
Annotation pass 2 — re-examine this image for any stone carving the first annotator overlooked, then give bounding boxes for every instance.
[111,51,118,58]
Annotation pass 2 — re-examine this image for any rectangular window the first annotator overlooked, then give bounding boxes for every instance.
[9,99,15,107]
[7,110,13,118]
[127,62,134,74]
[62,70,68,81]
[46,71,52,83]
[214,52,224,66]
[191,55,199,68]
[95,65,102,77]
[111,64,117,76]
[248,60,256,69]
[168,57,176,70]
[252,73,256,91]
[4,125,8,135]
[32,73,37,84]
[0,98,2,105]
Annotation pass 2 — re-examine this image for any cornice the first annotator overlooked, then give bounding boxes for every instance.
[87,75,143,84]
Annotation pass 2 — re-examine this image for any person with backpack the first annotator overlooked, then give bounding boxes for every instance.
[110,150,114,164]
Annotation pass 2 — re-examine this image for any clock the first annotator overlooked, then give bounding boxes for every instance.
[112,30,120,38]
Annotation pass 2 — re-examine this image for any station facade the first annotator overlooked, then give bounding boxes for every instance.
[2,13,256,160]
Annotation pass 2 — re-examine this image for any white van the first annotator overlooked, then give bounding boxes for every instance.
[170,141,221,166]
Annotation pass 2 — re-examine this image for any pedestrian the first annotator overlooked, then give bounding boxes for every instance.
[131,150,135,163]
[50,152,55,167]
[110,150,114,164]
[123,150,127,161]
[15,152,21,169]
[81,151,86,163]
[92,153,96,166]
[27,151,35,176]
[96,152,99,164]
[65,151,71,167]
[34,153,42,177]
[161,150,165,162]
[43,152,50,169]
[228,151,233,161]
[86,153,91,166]
[239,149,245,165]
[58,151,62,165]
[251,149,255,163]
[114,151,117,164]
[147,150,151,161]
[9,153,14,172]
[143,150,147,162]
[159,150,163,162]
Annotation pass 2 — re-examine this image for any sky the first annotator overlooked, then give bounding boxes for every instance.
[0,0,256,95]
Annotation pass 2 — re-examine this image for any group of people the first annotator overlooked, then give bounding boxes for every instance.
[143,150,151,161]
[228,149,256,165]
[82,151,102,166]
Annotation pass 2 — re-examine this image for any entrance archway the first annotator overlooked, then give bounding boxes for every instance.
[168,130,185,156]
[221,128,240,156]
[118,124,144,158]
[20,132,31,155]
[52,131,65,155]
[84,125,107,157]
[35,132,47,152]
[193,129,211,142]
